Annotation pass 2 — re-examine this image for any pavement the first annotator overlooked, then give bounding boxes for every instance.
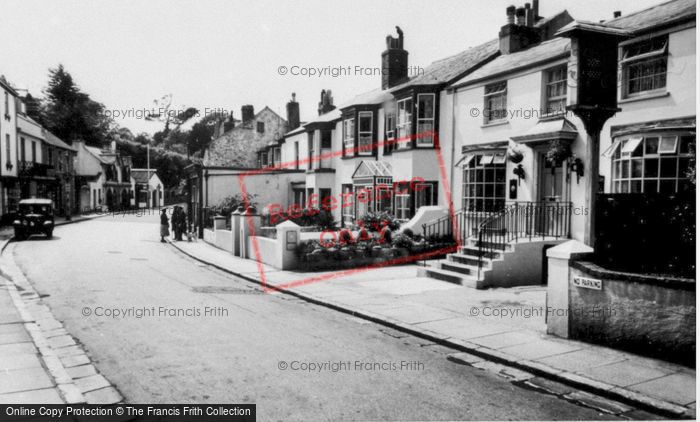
[169,237,697,419]
[3,213,649,420]
[0,213,122,404]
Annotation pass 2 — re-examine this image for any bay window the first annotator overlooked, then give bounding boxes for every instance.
[416,94,435,147]
[621,35,668,97]
[462,153,507,212]
[611,133,694,194]
[358,111,373,155]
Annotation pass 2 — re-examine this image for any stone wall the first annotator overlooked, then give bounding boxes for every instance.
[569,261,695,366]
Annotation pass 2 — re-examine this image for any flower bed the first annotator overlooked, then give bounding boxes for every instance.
[294,228,455,272]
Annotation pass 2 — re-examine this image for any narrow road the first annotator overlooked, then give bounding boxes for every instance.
[9,212,621,421]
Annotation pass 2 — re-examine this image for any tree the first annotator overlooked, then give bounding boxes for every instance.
[187,122,213,157]
[42,64,111,145]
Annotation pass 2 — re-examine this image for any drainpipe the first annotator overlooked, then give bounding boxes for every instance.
[449,89,457,208]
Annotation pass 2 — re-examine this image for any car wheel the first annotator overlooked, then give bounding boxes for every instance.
[45,230,53,239]
[14,229,26,240]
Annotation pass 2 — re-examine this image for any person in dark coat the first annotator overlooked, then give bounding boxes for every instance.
[177,208,188,241]
[160,209,170,243]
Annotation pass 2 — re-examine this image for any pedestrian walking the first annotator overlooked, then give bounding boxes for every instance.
[160,208,170,243]
[177,208,187,241]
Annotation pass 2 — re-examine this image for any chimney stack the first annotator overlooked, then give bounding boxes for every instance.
[613,11,622,18]
[241,105,255,123]
[532,0,539,20]
[499,4,541,54]
[223,112,236,132]
[286,93,300,130]
[381,26,409,90]
[318,89,336,116]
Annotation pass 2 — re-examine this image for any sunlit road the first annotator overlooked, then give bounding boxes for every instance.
[8,212,621,421]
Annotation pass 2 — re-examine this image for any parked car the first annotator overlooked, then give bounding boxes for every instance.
[13,199,55,240]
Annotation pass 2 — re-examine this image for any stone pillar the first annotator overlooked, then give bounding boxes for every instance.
[546,240,594,338]
[231,208,242,256]
[240,206,261,259]
[213,215,227,230]
[275,220,301,270]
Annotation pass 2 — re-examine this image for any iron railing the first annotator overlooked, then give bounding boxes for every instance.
[421,201,572,277]
[476,201,572,278]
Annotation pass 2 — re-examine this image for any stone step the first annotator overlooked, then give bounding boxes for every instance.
[461,245,503,260]
[417,266,479,288]
[448,253,490,267]
[469,239,512,251]
[441,260,484,276]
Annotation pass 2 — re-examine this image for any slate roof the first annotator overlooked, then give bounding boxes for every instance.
[390,38,500,90]
[351,160,392,179]
[131,168,157,184]
[85,146,116,164]
[43,131,75,151]
[338,88,394,109]
[450,37,571,88]
[603,0,695,33]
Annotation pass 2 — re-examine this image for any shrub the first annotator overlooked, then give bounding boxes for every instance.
[402,228,414,238]
[358,211,401,232]
[392,233,413,250]
[213,193,258,216]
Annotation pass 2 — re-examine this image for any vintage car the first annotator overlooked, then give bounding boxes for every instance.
[13,198,55,240]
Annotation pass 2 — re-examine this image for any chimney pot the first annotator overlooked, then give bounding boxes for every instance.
[506,5,516,24]
[516,7,526,25]
[613,11,621,18]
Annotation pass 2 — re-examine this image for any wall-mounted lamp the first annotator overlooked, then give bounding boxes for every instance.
[512,164,525,185]
[569,157,584,184]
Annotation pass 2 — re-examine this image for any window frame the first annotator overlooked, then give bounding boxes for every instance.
[416,93,435,147]
[621,35,669,98]
[611,132,694,194]
[543,65,568,115]
[483,81,508,124]
[343,117,355,157]
[462,153,507,213]
[395,97,413,150]
[357,111,373,156]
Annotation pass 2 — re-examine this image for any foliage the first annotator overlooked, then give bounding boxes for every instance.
[402,228,414,238]
[358,211,401,231]
[545,139,572,167]
[41,64,112,145]
[212,194,258,216]
[379,227,392,243]
[392,233,413,250]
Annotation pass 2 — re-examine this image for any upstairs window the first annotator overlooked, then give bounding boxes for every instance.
[416,94,435,147]
[273,147,281,166]
[343,118,355,156]
[308,132,315,170]
[622,35,668,97]
[20,137,25,162]
[358,111,373,155]
[31,141,36,163]
[396,97,412,149]
[257,121,265,133]
[544,65,567,114]
[384,111,396,153]
[320,130,332,149]
[484,82,507,123]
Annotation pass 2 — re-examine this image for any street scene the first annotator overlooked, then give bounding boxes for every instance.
[0,0,696,421]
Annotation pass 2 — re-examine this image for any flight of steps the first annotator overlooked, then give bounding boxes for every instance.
[417,238,511,289]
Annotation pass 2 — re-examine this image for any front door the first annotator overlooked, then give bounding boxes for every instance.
[539,154,564,202]
[536,154,567,235]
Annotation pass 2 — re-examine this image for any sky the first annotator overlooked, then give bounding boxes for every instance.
[1,0,665,135]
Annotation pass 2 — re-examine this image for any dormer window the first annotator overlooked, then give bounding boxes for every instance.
[484,81,507,123]
[621,35,668,98]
